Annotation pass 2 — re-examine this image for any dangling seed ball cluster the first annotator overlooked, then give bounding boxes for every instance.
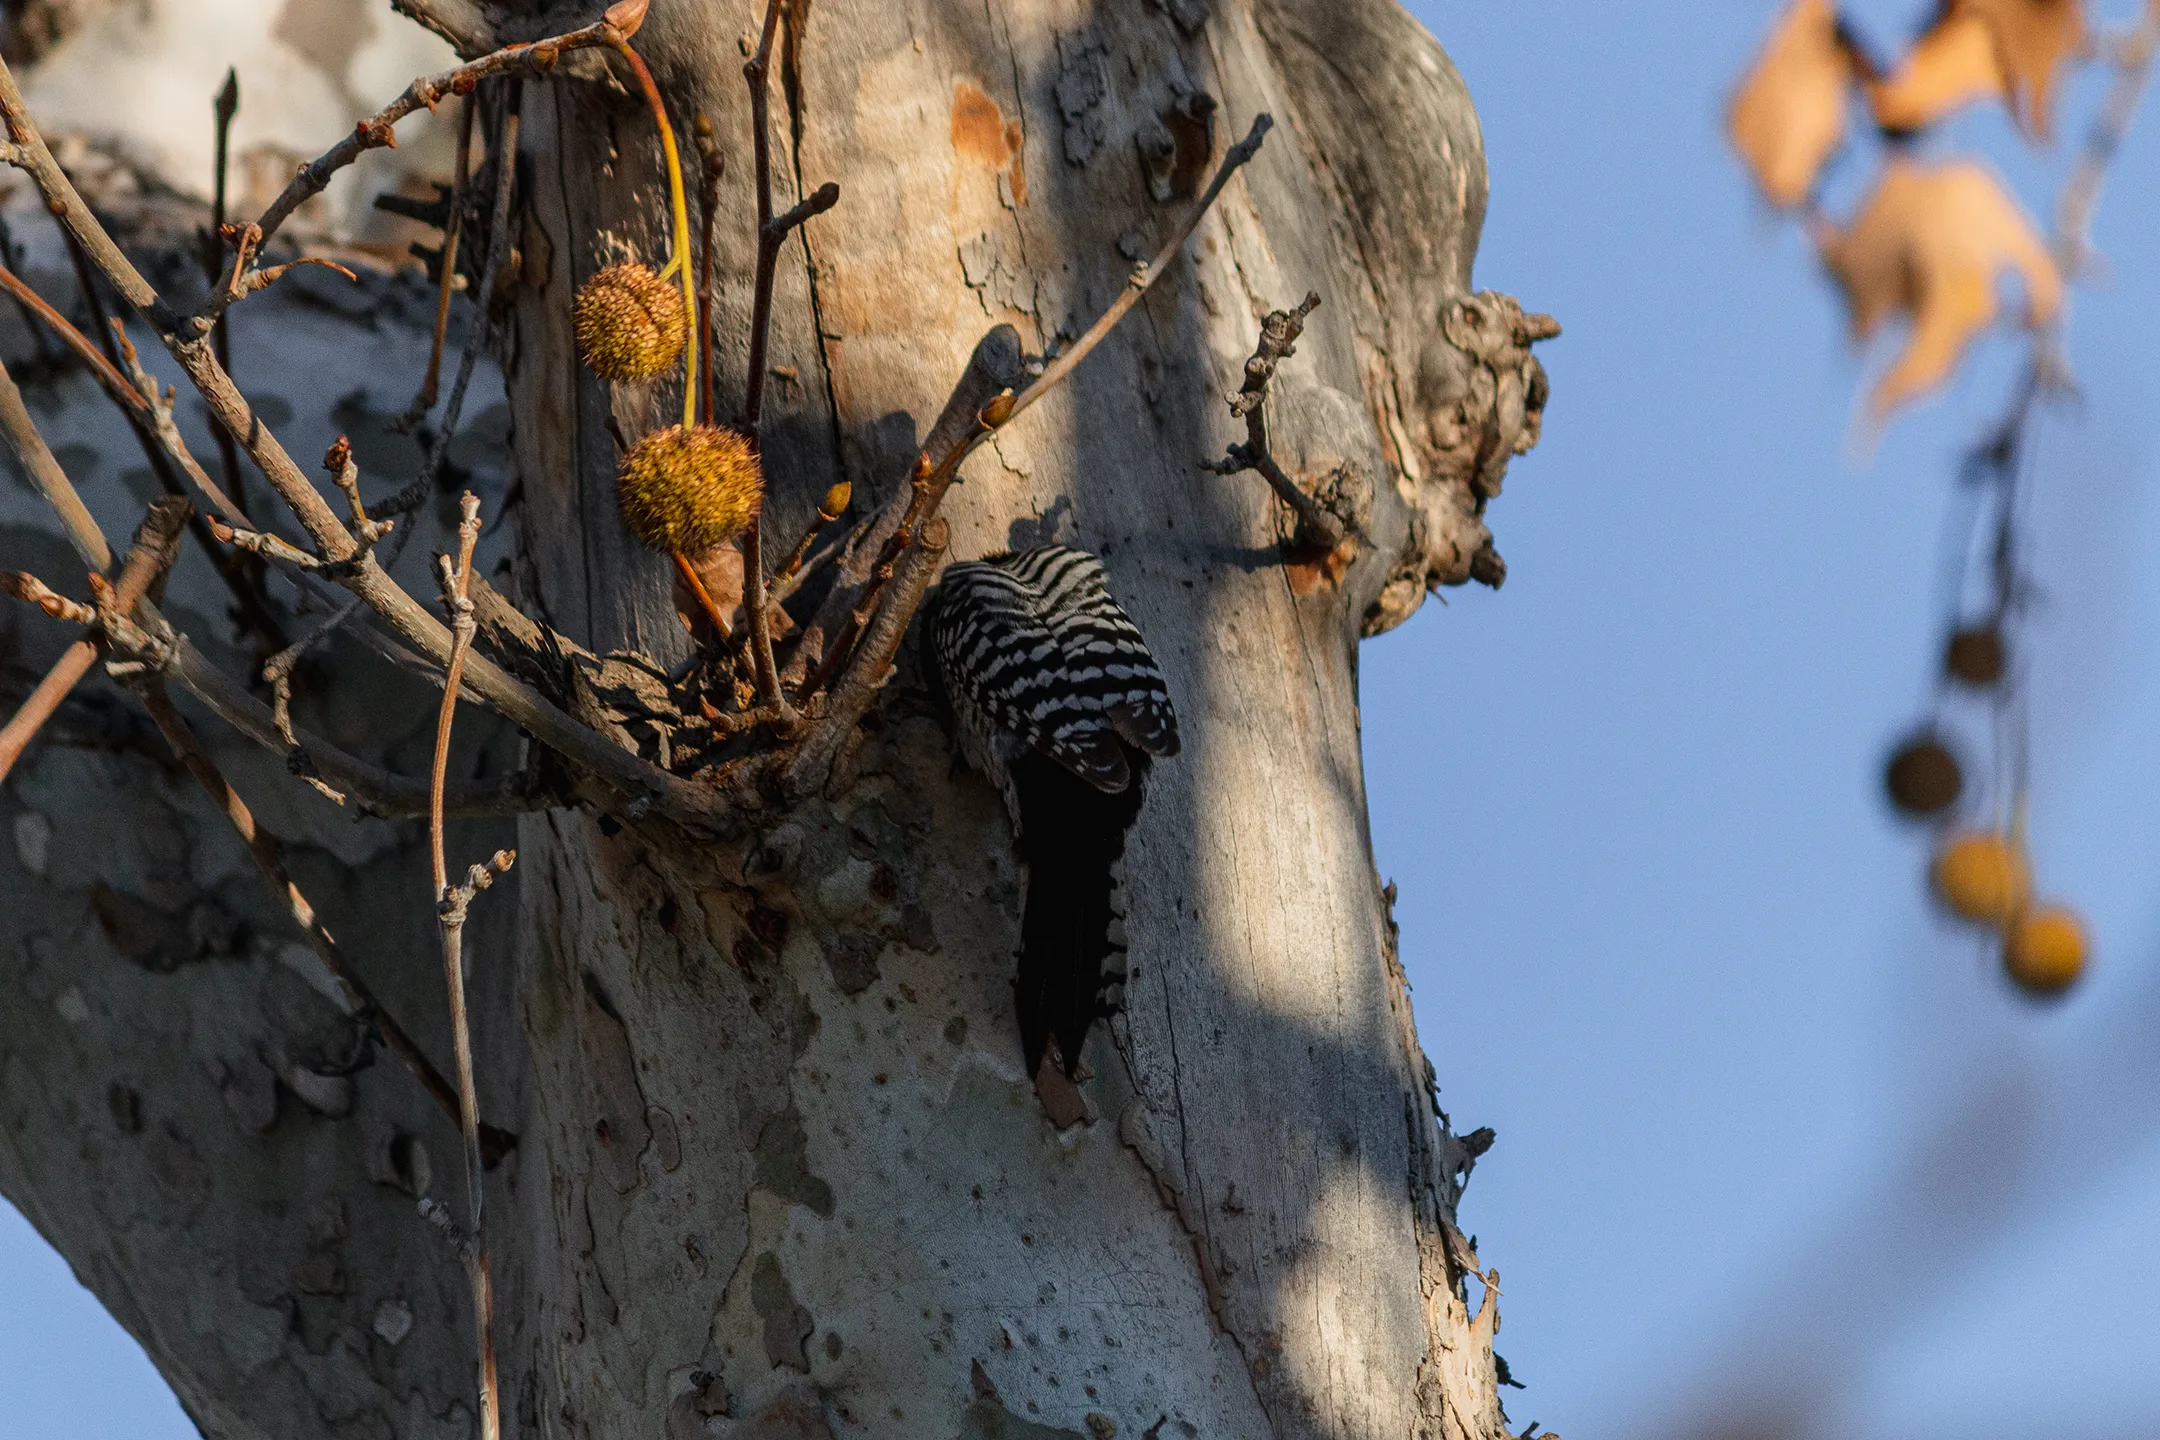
[1886,620,2089,997]
[1924,826,2090,997]
[576,262,688,383]
[617,424,763,554]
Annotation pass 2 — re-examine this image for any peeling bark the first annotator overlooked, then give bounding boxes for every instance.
[0,1,1551,1437]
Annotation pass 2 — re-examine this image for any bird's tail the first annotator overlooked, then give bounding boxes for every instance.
[1012,751,1149,1078]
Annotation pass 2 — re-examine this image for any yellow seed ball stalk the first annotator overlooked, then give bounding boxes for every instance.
[575,262,689,383]
[617,425,764,555]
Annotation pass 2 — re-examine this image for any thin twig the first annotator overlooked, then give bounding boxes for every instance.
[767,480,851,602]
[803,114,1273,695]
[205,68,251,521]
[221,11,635,296]
[390,0,496,59]
[156,626,536,818]
[0,266,255,549]
[0,642,97,785]
[429,491,507,1440]
[742,0,790,433]
[2,33,745,839]
[0,264,140,411]
[50,241,285,641]
[0,342,519,815]
[1003,116,1271,436]
[784,519,945,798]
[106,325,258,526]
[136,681,515,1164]
[0,355,108,570]
[0,499,187,785]
[2054,13,2160,278]
[403,93,475,427]
[673,552,734,640]
[398,91,519,520]
[694,114,722,427]
[0,571,95,625]
[1201,291,1345,550]
[737,0,838,724]
[0,213,55,368]
[431,498,485,891]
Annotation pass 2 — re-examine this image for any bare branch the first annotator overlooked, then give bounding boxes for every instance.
[0,263,143,411]
[323,436,394,546]
[156,631,535,819]
[0,342,492,816]
[136,681,516,1165]
[694,114,723,427]
[203,67,250,521]
[431,498,487,889]
[740,0,788,433]
[207,515,337,572]
[1202,291,1346,551]
[0,642,97,785]
[0,53,740,837]
[785,519,946,799]
[232,19,623,270]
[401,94,476,428]
[390,0,497,60]
[34,241,285,640]
[0,356,109,570]
[0,499,187,785]
[428,491,506,1440]
[776,328,1017,694]
[768,480,852,602]
[731,0,840,728]
[788,115,1273,708]
[2055,12,2160,277]
[0,571,95,625]
[395,90,519,521]
[1006,115,1272,435]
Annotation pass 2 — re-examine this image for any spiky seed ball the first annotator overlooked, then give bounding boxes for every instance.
[1944,626,2007,688]
[617,424,763,554]
[1931,831,2028,925]
[1885,734,1962,817]
[2003,905,2087,995]
[575,262,687,383]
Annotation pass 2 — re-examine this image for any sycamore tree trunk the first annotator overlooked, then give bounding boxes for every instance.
[0,1,1551,1438]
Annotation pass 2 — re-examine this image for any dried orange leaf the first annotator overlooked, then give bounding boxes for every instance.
[1962,0,2083,138]
[604,0,650,37]
[1867,9,2004,132]
[1728,0,1855,208]
[1819,159,2062,417]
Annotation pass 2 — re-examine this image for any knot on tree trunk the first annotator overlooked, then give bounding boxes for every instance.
[1365,290,1558,637]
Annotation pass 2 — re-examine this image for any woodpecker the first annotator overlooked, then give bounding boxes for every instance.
[926,545,1180,1079]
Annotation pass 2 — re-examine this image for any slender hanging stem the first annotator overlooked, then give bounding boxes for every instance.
[410,93,476,422]
[608,36,697,431]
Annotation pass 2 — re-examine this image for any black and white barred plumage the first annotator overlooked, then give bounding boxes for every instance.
[927,546,1179,1079]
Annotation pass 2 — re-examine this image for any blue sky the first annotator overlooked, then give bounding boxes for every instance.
[1368,1,2160,1435]
[6,3,2160,1437]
